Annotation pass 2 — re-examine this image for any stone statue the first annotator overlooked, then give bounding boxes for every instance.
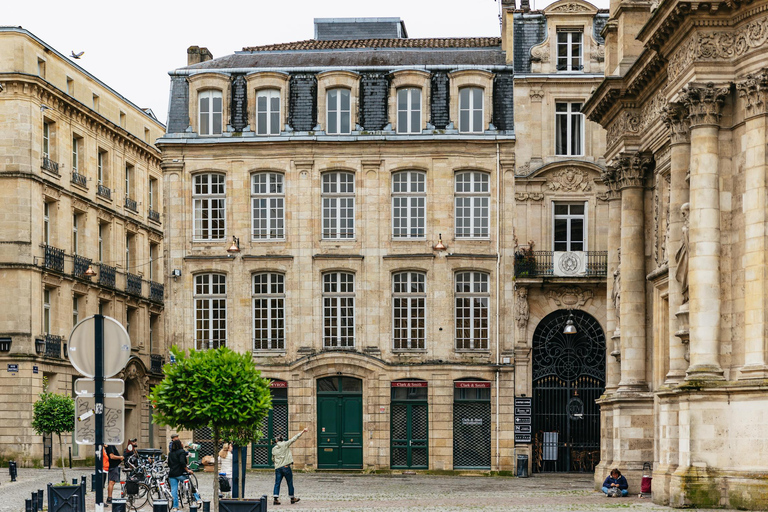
[611,248,621,327]
[515,287,529,330]
[675,203,690,303]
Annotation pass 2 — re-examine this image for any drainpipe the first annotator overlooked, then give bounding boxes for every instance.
[495,142,501,471]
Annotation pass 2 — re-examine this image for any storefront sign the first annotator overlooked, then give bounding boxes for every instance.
[7,364,18,373]
[462,418,483,426]
[391,381,428,387]
[455,381,491,389]
[269,380,288,388]
[515,434,532,443]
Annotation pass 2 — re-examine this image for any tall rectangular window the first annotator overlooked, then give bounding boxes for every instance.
[148,178,156,211]
[326,88,351,135]
[98,223,104,263]
[195,273,227,350]
[455,272,489,350]
[44,202,50,245]
[193,173,226,241]
[199,90,223,135]
[323,272,355,348]
[392,171,426,239]
[43,289,51,334]
[125,234,132,271]
[459,87,483,133]
[72,295,79,327]
[149,243,157,281]
[322,172,355,239]
[256,89,281,135]
[397,88,421,134]
[393,272,426,350]
[553,202,586,252]
[455,171,490,238]
[253,273,285,350]
[37,58,46,78]
[251,172,284,239]
[43,122,51,158]
[125,164,133,199]
[72,136,79,173]
[555,102,584,156]
[72,214,79,255]
[557,30,583,71]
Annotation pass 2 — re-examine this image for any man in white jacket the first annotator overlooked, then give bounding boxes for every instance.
[271,427,308,505]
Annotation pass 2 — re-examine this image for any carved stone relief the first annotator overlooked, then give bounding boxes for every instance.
[515,287,530,330]
[591,41,605,63]
[514,192,544,202]
[606,110,641,147]
[530,42,550,63]
[550,2,592,12]
[529,89,545,102]
[641,86,668,132]
[546,286,594,308]
[680,82,730,127]
[736,69,768,118]
[662,102,691,145]
[547,167,592,192]
[654,181,661,266]
[663,174,670,265]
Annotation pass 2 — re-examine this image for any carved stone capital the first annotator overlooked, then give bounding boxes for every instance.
[662,102,690,145]
[736,69,768,119]
[600,165,621,200]
[680,82,730,127]
[611,153,654,190]
[529,89,545,102]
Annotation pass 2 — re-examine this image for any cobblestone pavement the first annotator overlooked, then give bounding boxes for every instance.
[0,468,740,512]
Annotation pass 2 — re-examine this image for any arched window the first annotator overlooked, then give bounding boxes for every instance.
[455,271,489,350]
[458,87,483,133]
[455,171,489,238]
[323,272,355,348]
[392,171,426,239]
[396,87,421,134]
[327,88,351,134]
[256,89,281,135]
[322,172,355,239]
[194,273,227,350]
[253,273,285,350]
[199,90,223,135]
[393,271,426,350]
[251,172,284,240]
[193,173,226,241]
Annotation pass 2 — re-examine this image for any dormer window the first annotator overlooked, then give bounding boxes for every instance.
[557,30,583,72]
[256,89,281,135]
[199,90,223,135]
[327,88,351,135]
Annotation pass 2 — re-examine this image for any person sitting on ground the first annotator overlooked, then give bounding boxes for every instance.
[602,468,629,497]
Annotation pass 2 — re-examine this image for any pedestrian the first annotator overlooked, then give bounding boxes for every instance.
[169,433,179,454]
[272,427,308,505]
[104,444,124,504]
[602,468,629,497]
[168,439,201,512]
[123,438,138,471]
[218,442,233,498]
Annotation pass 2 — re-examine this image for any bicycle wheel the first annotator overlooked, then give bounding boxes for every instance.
[125,482,150,511]
[186,472,199,490]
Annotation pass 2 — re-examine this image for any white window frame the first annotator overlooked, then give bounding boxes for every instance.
[193,173,226,241]
[199,90,223,135]
[72,135,79,173]
[44,202,50,245]
[148,178,155,211]
[149,243,156,281]
[43,289,51,334]
[455,171,490,239]
[322,172,355,239]
[125,164,133,199]
[396,87,422,134]
[125,234,131,271]
[98,223,103,263]
[256,89,281,136]
[323,272,355,349]
[557,29,583,72]
[392,271,426,350]
[454,271,490,351]
[252,272,285,351]
[72,214,78,255]
[43,122,50,158]
[251,172,285,240]
[72,295,79,327]
[392,171,426,239]
[555,102,584,157]
[553,201,588,252]
[458,87,484,134]
[194,273,227,350]
[326,88,352,135]
[97,151,104,185]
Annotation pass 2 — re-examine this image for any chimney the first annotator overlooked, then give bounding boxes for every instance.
[520,0,531,12]
[187,46,213,66]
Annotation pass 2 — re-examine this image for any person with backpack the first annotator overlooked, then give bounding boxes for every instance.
[218,442,233,498]
[272,427,308,505]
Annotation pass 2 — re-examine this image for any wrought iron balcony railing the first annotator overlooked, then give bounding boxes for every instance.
[514,250,607,278]
[125,196,138,212]
[42,156,59,174]
[44,245,65,272]
[150,354,164,374]
[71,171,87,188]
[148,209,160,223]
[72,254,92,278]
[126,273,142,296]
[97,183,112,200]
[45,334,62,359]
[99,264,116,288]
[150,281,164,303]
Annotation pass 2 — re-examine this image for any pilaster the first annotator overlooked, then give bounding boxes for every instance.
[600,165,622,393]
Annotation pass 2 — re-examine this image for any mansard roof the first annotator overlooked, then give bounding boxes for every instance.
[242,37,501,52]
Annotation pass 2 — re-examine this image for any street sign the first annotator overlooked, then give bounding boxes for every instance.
[68,315,130,378]
[75,378,124,397]
[514,397,533,444]
[74,396,124,445]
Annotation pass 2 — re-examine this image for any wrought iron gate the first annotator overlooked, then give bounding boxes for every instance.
[532,309,605,473]
[252,382,289,468]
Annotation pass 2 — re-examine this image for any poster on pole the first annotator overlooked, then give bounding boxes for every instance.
[74,396,125,445]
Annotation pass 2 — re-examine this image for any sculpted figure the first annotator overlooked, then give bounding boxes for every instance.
[611,249,621,327]
[675,203,690,304]
[515,287,529,330]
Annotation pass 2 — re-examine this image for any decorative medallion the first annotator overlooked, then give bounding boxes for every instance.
[548,167,592,192]
[568,397,585,420]
[558,252,581,275]
[547,285,594,308]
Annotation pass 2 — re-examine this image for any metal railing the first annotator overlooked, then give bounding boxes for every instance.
[44,245,65,272]
[150,282,164,303]
[45,334,62,359]
[148,209,160,223]
[72,254,92,278]
[585,251,608,277]
[514,250,608,278]
[99,264,116,288]
[126,273,142,296]
[71,171,87,188]
[150,354,164,374]
[124,196,138,212]
[42,157,59,174]
[97,183,112,200]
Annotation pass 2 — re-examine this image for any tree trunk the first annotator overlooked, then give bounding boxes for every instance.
[58,433,67,483]
[213,426,220,511]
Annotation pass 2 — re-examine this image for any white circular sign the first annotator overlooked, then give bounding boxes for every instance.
[68,315,131,378]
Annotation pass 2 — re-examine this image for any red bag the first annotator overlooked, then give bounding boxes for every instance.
[641,462,652,494]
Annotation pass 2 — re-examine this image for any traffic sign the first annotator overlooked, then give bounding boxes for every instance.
[74,378,124,397]
[74,396,124,445]
[68,315,130,378]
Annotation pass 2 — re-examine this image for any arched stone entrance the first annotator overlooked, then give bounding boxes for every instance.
[119,358,150,445]
[531,309,605,473]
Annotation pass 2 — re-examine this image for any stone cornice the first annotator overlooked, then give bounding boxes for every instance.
[583,76,625,126]
[736,68,768,118]
[662,102,691,144]
[612,152,654,190]
[680,82,731,127]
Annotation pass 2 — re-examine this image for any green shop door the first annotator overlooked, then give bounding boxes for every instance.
[390,380,428,469]
[317,376,363,469]
[252,380,289,468]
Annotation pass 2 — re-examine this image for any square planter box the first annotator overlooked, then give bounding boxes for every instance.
[219,496,268,512]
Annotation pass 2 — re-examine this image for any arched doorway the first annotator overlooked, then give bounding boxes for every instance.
[532,309,605,473]
[317,376,362,469]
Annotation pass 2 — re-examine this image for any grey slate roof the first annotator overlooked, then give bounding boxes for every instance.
[314,18,407,40]
[593,14,608,45]
[513,13,547,74]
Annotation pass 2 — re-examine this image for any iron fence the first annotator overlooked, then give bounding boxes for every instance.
[71,172,87,188]
[150,354,164,374]
[124,196,138,212]
[42,157,59,174]
[99,264,116,288]
[44,245,65,272]
[97,184,111,200]
[45,334,62,359]
[148,209,160,222]
[150,281,164,303]
[514,250,608,278]
[72,254,92,278]
[126,273,142,296]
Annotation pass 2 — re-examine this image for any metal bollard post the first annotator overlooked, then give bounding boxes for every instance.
[37,489,44,508]
[72,495,78,512]
[25,498,32,512]
[189,502,198,512]
[72,478,77,485]
[202,501,211,512]
[152,499,169,512]
[111,498,127,512]
[30,491,37,512]
[9,460,17,482]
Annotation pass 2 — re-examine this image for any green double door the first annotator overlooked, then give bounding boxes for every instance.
[317,376,363,469]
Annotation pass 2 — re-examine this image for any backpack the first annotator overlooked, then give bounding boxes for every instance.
[218,475,231,492]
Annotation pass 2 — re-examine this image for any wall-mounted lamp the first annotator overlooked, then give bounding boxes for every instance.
[433,233,446,251]
[227,236,241,254]
[84,264,96,277]
[34,337,45,355]
[171,269,181,278]
[563,312,577,335]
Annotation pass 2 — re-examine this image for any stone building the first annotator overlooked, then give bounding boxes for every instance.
[0,28,167,465]
[584,0,768,508]
[160,1,609,474]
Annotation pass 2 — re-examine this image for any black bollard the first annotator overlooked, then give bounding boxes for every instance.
[37,489,44,508]
[72,478,77,485]
[9,460,17,482]
[202,501,211,512]
[152,499,169,512]
[91,472,98,492]
[189,502,198,512]
[111,498,127,512]
[30,491,37,512]
[25,498,32,512]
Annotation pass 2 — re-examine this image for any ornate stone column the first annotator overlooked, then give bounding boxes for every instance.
[615,153,651,392]
[737,72,768,379]
[680,82,730,381]
[662,103,691,384]
[600,165,622,393]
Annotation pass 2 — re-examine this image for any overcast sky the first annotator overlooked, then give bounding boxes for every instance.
[5,0,608,125]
